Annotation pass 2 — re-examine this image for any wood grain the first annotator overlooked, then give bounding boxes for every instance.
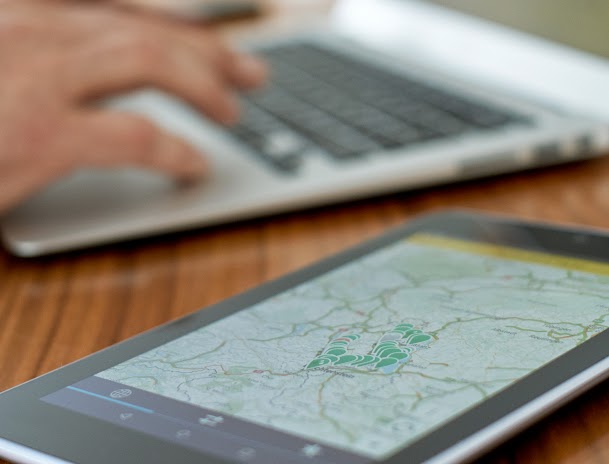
[3,2,609,464]
[4,157,609,464]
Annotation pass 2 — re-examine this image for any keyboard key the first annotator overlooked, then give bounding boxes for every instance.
[230,42,530,172]
[263,131,306,158]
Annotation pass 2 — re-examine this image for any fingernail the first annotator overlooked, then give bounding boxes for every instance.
[235,55,268,84]
[172,142,209,180]
[185,154,208,179]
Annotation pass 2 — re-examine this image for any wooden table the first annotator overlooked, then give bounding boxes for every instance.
[3,2,609,464]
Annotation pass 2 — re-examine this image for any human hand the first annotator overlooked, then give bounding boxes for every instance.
[0,0,267,214]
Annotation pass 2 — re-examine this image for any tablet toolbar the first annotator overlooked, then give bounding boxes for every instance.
[43,376,371,464]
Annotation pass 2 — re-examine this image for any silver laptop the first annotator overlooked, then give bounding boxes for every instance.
[3,0,609,257]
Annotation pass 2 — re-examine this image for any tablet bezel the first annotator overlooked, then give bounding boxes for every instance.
[3,210,609,464]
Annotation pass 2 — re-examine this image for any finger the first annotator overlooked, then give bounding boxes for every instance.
[165,24,269,89]
[0,167,63,214]
[228,52,269,89]
[64,111,209,180]
[60,32,240,124]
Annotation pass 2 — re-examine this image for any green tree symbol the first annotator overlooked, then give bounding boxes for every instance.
[306,324,432,374]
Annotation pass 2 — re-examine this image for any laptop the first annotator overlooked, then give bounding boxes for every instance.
[2,0,609,257]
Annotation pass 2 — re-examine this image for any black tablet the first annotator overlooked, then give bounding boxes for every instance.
[3,211,609,464]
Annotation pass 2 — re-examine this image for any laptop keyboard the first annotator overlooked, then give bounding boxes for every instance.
[230,43,530,173]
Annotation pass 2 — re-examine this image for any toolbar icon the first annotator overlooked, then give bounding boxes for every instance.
[237,447,256,460]
[110,389,132,399]
[199,414,224,427]
[301,444,323,458]
[176,430,192,440]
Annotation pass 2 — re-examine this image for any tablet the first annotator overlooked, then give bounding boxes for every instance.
[3,210,609,464]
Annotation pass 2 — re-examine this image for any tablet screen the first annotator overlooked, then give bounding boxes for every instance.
[42,233,609,463]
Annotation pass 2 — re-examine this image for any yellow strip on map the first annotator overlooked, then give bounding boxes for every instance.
[408,233,609,277]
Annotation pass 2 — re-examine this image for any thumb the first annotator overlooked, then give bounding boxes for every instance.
[65,111,209,180]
